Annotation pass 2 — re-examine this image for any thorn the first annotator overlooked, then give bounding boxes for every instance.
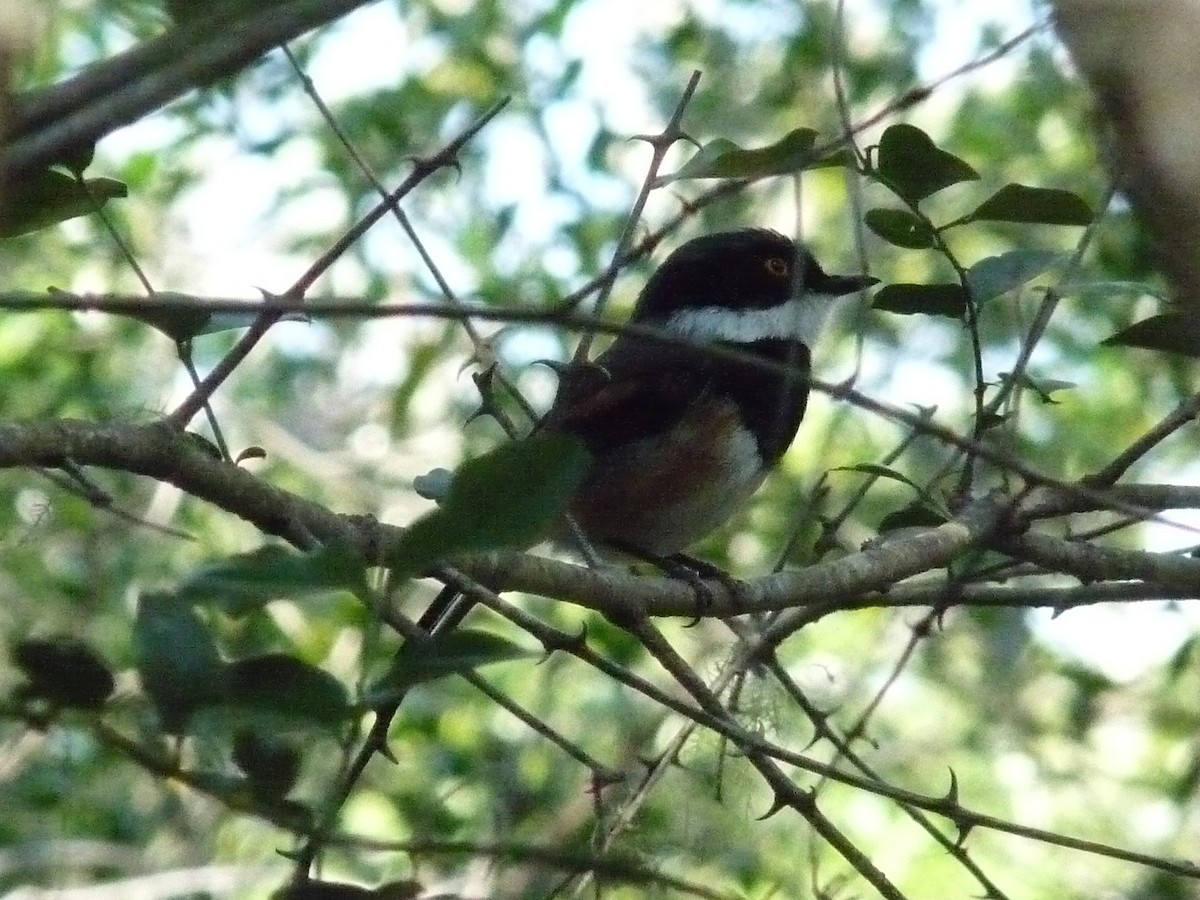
[943,767,960,806]
[757,793,788,820]
[955,820,974,848]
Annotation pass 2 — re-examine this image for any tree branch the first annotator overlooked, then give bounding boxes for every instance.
[4,0,378,176]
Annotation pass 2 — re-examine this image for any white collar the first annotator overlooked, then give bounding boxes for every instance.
[662,294,840,346]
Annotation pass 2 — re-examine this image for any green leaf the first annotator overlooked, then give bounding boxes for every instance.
[389,432,592,578]
[875,124,978,203]
[223,654,351,732]
[179,544,368,615]
[864,208,936,249]
[0,170,127,237]
[274,881,376,900]
[367,629,531,706]
[1061,279,1163,301]
[872,283,967,318]
[878,502,948,534]
[164,0,242,24]
[12,637,115,709]
[967,183,1093,226]
[1102,313,1200,357]
[833,462,926,496]
[102,291,308,342]
[966,249,1062,303]
[655,128,820,185]
[134,592,226,734]
[999,371,1076,404]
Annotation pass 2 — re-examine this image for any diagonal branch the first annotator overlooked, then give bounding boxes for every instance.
[5,0,378,176]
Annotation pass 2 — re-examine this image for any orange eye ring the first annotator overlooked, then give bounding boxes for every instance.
[764,256,790,278]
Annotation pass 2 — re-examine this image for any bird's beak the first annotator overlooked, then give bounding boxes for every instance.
[826,273,880,296]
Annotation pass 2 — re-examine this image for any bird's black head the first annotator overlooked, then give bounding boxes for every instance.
[630,228,876,346]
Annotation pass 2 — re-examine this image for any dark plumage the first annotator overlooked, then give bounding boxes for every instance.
[541,228,875,555]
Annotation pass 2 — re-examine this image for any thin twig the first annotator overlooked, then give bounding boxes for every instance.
[572,70,701,362]
[166,97,510,429]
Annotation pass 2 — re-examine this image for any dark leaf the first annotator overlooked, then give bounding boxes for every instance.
[134,592,226,734]
[875,124,978,203]
[234,446,267,464]
[232,728,303,799]
[873,283,967,318]
[966,249,1062,303]
[655,128,820,185]
[878,503,947,534]
[864,208,936,249]
[367,629,531,706]
[12,637,115,709]
[224,653,352,731]
[273,882,376,900]
[389,432,591,578]
[1103,313,1200,357]
[179,544,367,615]
[164,0,242,24]
[967,183,1093,226]
[0,170,126,237]
[979,410,1009,430]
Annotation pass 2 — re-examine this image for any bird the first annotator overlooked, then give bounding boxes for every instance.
[539,227,877,561]
[378,228,875,735]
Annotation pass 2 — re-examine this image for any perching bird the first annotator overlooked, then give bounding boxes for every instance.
[539,227,876,559]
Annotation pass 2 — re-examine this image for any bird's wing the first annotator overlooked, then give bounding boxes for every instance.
[538,343,713,456]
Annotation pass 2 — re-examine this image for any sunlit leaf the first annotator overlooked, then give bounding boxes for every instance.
[834,462,927,496]
[966,249,1062,303]
[1061,279,1163,301]
[655,128,820,185]
[999,371,1076,404]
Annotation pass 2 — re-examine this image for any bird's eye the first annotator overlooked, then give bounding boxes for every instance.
[764,257,790,278]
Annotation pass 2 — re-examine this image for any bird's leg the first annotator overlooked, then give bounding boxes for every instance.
[667,553,745,599]
[610,541,744,622]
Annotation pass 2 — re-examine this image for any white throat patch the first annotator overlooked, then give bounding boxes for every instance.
[662,294,839,346]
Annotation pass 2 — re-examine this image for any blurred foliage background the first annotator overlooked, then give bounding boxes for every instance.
[3,0,1199,898]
